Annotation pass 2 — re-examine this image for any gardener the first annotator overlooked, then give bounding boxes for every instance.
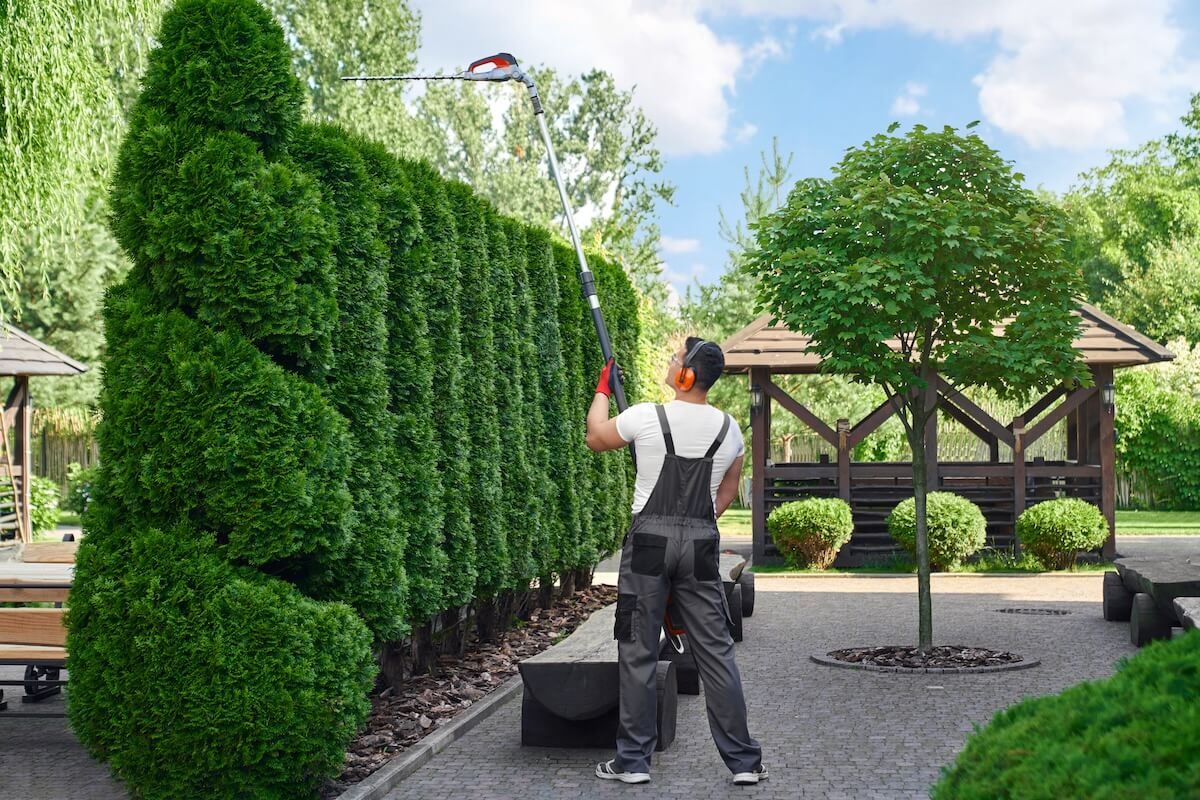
[585,338,767,786]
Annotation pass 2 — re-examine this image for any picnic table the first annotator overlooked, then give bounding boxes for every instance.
[1103,556,1200,647]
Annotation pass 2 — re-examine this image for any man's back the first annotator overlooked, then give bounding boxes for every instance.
[616,400,745,514]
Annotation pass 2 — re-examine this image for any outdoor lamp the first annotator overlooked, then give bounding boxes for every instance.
[750,384,764,415]
[1102,382,1115,415]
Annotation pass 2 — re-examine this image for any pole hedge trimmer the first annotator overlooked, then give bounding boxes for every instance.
[342,53,631,412]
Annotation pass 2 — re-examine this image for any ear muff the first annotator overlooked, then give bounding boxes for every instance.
[674,340,709,392]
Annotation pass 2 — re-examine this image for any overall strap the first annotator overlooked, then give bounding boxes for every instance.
[704,414,732,458]
[654,404,675,455]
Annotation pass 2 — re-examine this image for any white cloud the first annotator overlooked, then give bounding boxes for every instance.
[890,82,926,116]
[659,235,702,254]
[734,122,760,142]
[699,0,1198,150]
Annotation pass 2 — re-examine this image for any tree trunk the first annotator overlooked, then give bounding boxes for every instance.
[559,569,577,599]
[538,576,555,609]
[574,566,593,591]
[910,429,934,653]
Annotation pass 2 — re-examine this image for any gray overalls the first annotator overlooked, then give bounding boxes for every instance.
[613,405,762,774]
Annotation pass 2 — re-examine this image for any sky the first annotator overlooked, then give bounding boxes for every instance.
[413,1,1200,304]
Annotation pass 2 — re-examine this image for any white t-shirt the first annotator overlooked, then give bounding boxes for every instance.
[615,400,745,514]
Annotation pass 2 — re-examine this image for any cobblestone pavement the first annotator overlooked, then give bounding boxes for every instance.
[381,573,1137,800]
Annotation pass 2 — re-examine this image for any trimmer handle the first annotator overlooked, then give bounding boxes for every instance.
[467,53,519,76]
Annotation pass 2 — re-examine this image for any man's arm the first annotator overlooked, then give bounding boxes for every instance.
[586,358,629,452]
[715,455,744,518]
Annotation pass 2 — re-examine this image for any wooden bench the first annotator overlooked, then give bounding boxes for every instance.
[1103,557,1200,647]
[0,541,74,714]
[518,602,678,750]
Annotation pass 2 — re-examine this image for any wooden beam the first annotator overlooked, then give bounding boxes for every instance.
[837,419,851,502]
[0,587,70,603]
[764,378,838,446]
[21,542,78,564]
[1020,384,1067,427]
[1012,414,1026,556]
[1024,386,1097,446]
[847,390,914,449]
[938,396,998,448]
[924,376,938,492]
[750,367,768,563]
[1096,365,1117,559]
[936,377,1015,446]
[0,608,66,647]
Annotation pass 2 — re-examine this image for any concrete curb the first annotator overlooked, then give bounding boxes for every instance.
[334,675,524,800]
[810,652,1041,674]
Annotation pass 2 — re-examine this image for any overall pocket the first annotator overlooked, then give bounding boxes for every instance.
[631,533,668,577]
[614,593,638,641]
[694,537,720,582]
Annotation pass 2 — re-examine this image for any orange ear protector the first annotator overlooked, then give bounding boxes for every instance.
[674,340,710,392]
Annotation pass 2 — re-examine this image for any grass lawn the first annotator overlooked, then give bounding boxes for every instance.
[753,552,1114,575]
[57,512,82,527]
[718,507,751,538]
[1116,510,1200,535]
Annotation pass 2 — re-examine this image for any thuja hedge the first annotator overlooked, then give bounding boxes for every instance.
[68,0,640,796]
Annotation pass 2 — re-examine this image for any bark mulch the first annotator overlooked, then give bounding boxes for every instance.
[322,584,618,798]
[827,645,1025,670]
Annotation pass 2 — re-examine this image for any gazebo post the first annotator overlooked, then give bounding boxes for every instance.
[836,418,851,502]
[1012,414,1026,556]
[750,367,768,563]
[923,375,938,492]
[1095,365,1117,558]
[15,377,31,543]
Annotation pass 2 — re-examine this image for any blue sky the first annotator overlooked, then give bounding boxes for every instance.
[415,2,1200,302]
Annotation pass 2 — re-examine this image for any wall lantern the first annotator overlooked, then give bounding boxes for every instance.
[1101,382,1115,415]
[750,384,764,415]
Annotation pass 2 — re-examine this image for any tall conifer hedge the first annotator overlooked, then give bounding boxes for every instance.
[69,1,642,795]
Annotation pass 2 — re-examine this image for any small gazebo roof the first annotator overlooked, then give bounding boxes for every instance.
[0,324,87,377]
[721,301,1175,374]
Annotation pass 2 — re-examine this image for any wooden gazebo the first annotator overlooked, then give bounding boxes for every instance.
[0,325,87,543]
[722,303,1175,566]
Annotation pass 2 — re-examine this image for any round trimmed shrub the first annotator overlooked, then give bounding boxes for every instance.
[29,475,62,535]
[886,492,986,570]
[1017,498,1108,570]
[768,498,854,569]
[932,631,1200,799]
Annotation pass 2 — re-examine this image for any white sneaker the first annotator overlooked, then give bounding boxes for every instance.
[733,764,769,785]
[595,759,650,784]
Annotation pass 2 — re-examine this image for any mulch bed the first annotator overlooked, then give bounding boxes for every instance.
[321,584,617,798]
[827,645,1025,670]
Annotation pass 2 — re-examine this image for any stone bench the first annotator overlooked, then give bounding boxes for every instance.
[1104,557,1200,647]
[1174,597,1200,633]
[518,602,677,750]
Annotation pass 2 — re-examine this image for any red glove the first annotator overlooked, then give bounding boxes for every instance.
[595,358,619,398]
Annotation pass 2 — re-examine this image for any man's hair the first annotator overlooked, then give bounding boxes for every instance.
[684,336,725,390]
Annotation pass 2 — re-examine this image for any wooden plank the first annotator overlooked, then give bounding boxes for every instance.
[1024,386,1097,446]
[0,587,70,603]
[1026,465,1101,478]
[935,377,1015,446]
[22,541,78,563]
[764,465,837,480]
[1020,384,1067,427]
[0,608,67,646]
[764,379,837,445]
[0,644,68,665]
[846,391,913,449]
[750,367,768,564]
[1096,364,1117,559]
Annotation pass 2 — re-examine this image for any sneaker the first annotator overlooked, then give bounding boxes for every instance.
[595,759,650,784]
[733,764,769,785]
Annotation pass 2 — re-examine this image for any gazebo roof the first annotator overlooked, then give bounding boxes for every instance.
[721,302,1175,374]
[0,324,87,377]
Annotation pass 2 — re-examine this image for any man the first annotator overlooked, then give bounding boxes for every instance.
[585,337,767,786]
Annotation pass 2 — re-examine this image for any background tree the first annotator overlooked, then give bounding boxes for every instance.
[749,122,1088,651]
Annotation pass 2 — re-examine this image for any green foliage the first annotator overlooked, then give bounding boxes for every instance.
[64,462,99,516]
[1016,498,1108,569]
[887,492,987,570]
[29,475,62,535]
[932,631,1200,800]
[286,123,405,641]
[1115,368,1200,510]
[767,498,854,569]
[67,527,373,800]
[553,243,589,569]
[447,183,507,598]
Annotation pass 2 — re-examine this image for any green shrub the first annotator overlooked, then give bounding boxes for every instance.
[29,475,61,535]
[68,528,373,800]
[932,631,1200,800]
[768,498,854,569]
[64,462,98,516]
[552,242,588,571]
[1017,498,1108,569]
[1115,368,1200,510]
[886,492,986,570]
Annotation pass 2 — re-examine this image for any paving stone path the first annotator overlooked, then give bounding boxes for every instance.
[8,533,1198,799]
